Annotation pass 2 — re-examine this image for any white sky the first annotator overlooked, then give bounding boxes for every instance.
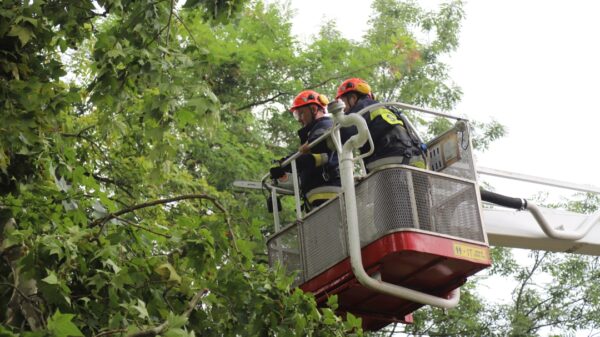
[288,0,600,200]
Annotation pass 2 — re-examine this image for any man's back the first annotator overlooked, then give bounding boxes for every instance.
[296,116,340,199]
[340,97,419,167]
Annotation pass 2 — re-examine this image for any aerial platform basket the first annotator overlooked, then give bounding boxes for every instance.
[267,165,490,330]
[265,103,492,331]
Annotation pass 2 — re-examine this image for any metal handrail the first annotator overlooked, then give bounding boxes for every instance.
[526,203,600,240]
[260,101,462,184]
[478,166,600,194]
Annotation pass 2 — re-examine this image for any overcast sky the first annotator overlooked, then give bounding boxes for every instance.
[288,0,600,200]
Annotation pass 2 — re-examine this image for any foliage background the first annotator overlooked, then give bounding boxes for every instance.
[1,0,597,336]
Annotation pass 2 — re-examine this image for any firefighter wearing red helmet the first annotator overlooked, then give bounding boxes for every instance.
[336,78,424,171]
[270,90,341,209]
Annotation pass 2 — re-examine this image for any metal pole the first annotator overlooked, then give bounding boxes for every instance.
[478,166,600,194]
[361,102,466,121]
[271,187,280,232]
[526,203,600,240]
[291,159,302,220]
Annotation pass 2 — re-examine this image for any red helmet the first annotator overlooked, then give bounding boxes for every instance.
[290,90,329,111]
[336,78,372,99]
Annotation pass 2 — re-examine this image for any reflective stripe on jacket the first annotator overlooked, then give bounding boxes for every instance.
[288,117,341,198]
[340,97,420,169]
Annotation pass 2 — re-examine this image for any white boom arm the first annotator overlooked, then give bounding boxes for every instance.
[483,208,600,255]
[478,167,600,255]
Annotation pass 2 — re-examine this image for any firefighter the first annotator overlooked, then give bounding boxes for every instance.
[336,78,424,172]
[270,90,341,209]
[337,78,432,229]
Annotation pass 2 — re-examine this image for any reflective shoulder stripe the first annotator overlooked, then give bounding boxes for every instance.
[307,192,339,204]
[312,153,324,167]
[370,108,404,126]
[411,159,426,169]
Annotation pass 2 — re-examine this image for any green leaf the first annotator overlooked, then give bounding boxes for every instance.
[163,328,190,337]
[8,25,33,46]
[326,294,338,310]
[175,109,195,128]
[345,312,362,330]
[47,310,84,337]
[167,313,189,329]
[104,258,121,274]
[106,49,123,59]
[0,148,8,174]
[133,299,150,320]
[187,97,207,115]
[0,325,19,337]
[18,16,38,27]
[42,271,59,285]
[154,262,182,286]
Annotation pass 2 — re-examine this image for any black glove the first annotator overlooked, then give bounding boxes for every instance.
[269,166,286,179]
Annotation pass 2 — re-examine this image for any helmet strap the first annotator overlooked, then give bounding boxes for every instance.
[347,93,358,109]
[311,105,318,121]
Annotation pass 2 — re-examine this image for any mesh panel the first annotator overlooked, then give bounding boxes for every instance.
[355,169,423,245]
[301,198,347,278]
[353,168,484,243]
[268,167,485,283]
[428,173,485,241]
[268,225,304,284]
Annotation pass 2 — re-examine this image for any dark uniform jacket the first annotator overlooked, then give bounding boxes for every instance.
[340,97,420,167]
[286,116,340,197]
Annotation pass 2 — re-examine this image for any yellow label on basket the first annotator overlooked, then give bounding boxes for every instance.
[452,242,489,262]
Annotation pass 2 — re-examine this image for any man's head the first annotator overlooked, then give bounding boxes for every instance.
[336,78,372,113]
[290,90,329,127]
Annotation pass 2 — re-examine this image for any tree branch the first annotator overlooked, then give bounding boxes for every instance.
[89,193,227,228]
[61,125,95,138]
[0,282,35,306]
[308,61,387,90]
[1,257,45,330]
[90,194,237,252]
[93,328,127,337]
[515,251,547,314]
[235,91,288,112]
[116,217,172,238]
[165,0,174,46]
[91,174,135,199]
[62,131,114,174]
[172,11,199,49]
[233,61,387,113]
[143,0,175,48]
